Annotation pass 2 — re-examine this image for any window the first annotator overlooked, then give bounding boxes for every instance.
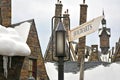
[29,59,37,79]
[29,60,33,76]
[93,48,96,52]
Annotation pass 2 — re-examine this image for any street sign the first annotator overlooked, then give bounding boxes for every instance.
[69,16,104,42]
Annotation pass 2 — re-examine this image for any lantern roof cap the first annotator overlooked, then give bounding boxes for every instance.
[56,21,66,31]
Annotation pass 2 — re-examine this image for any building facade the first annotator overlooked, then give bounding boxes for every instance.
[0,0,48,80]
[99,15,111,54]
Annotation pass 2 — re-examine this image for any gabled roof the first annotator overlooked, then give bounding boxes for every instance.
[10,19,48,79]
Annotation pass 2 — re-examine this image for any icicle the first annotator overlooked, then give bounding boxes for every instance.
[9,56,12,68]
[3,56,8,78]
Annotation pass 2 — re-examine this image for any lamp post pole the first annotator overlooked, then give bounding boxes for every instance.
[55,20,66,80]
[58,57,64,80]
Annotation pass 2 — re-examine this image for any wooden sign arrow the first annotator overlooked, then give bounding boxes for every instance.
[68,16,104,42]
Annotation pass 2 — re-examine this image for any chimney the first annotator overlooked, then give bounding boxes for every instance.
[63,9,70,38]
[78,0,88,62]
[54,0,63,29]
[0,0,11,27]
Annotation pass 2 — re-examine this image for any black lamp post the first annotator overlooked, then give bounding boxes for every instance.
[51,16,70,80]
[55,21,66,80]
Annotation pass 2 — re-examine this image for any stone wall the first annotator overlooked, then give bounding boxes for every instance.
[26,21,48,80]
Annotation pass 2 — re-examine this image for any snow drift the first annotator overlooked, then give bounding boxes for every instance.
[0,22,31,56]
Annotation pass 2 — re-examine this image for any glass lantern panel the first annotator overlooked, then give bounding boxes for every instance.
[57,32,64,54]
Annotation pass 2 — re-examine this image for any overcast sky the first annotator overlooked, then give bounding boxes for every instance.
[12,0,120,55]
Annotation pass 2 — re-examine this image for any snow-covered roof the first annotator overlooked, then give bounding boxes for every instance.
[46,61,110,74]
[99,27,110,36]
[14,22,31,42]
[45,62,120,80]
[98,29,103,35]
[0,23,31,56]
[106,30,110,35]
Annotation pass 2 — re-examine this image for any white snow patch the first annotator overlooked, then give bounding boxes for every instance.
[98,29,103,35]
[45,62,120,80]
[14,22,31,42]
[106,30,110,35]
[45,63,58,80]
[0,23,31,56]
[85,63,120,80]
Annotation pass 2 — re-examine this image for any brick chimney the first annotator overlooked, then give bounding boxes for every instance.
[78,0,88,62]
[0,0,11,27]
